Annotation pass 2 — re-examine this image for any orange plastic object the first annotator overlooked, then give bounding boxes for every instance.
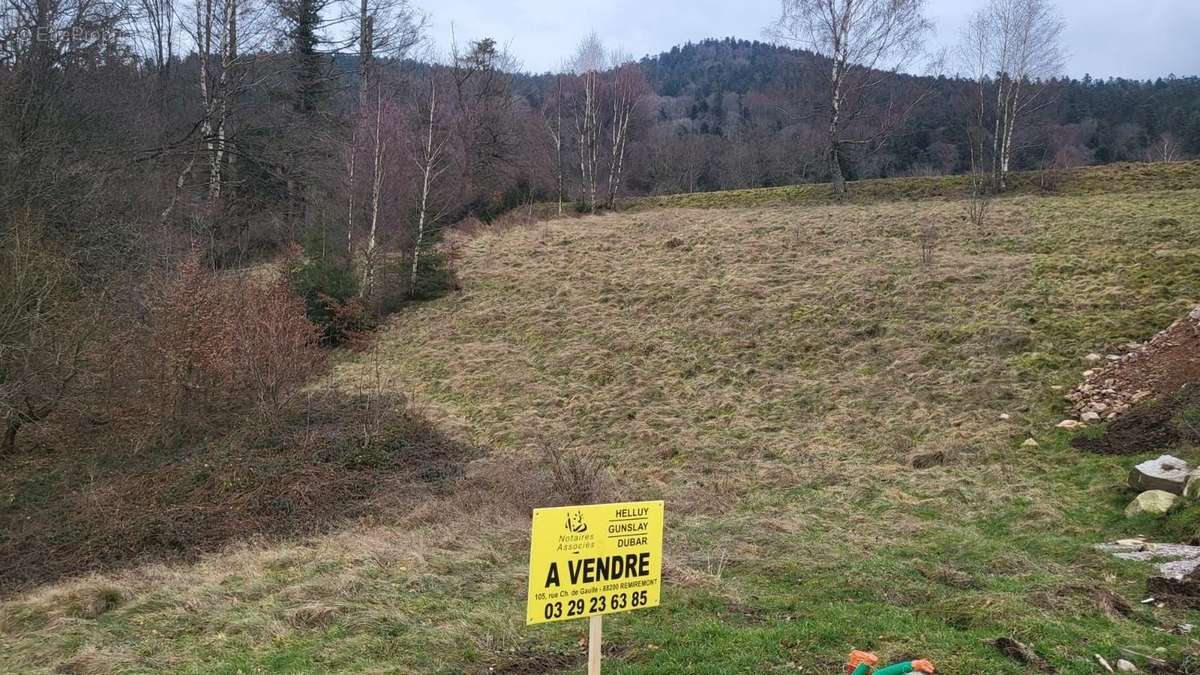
[846,650,880,673]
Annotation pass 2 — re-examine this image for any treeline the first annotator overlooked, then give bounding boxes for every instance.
[0,0,468,453]
[516,37,1200,195]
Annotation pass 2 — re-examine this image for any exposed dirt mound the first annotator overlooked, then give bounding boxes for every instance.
[1071,387,1200,455]
[1066,307,1200,423]
[1148,566,1200,609]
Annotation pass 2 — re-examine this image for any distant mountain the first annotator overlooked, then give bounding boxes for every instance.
[519,38,1200,192]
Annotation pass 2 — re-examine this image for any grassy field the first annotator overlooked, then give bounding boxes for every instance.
[3,167,1200,673]
[630,160,1200,210]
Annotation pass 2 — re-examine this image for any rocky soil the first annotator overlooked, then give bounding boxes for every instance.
[1066,306,1200,423]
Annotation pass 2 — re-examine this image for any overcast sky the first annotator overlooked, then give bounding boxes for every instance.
[414,0,1200,80]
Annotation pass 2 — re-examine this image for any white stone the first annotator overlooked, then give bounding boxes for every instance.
[1022,438,1040,448]
[999,413,1011,420]
[1116,659,1139,672]
[1130,455,1191,494]
[1085,353,1104,363]
[1057,419,1086,430]
[1082,411,1102,422]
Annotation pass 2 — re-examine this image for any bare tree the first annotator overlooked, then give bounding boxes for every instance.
[344,0,422,253]
[543,72,566,216]
[770,0,932,195]
[133,0,176,80]
[571,31,605,212]
[183,0,269,202]
[961,10,993,228]
[410,72,449,293]
[962,0,1065,191]
[604,57,647,209]
[343,0,421,102]
[1146,132,1181,163]
[0,223,94,454]
[359,85,385,299]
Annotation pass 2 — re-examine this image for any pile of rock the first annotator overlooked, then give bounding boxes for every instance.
[1063,306,1200,425]
[1123,454,1199,517]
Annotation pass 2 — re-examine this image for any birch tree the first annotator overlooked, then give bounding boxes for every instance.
[1147,132,1181,163]
[571,32,605,212]
[543,72,566,215]
[604,58,647,209]
[359,86,385,298]
[186,0,267,202]
[409,72,449,294]
[961,0,1064,191]
[770,0,932,195]
[344,0,422,252]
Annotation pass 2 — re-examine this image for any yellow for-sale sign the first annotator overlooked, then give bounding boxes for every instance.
[525,500,664,625]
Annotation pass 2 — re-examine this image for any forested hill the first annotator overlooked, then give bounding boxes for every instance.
[523,38,1200,192]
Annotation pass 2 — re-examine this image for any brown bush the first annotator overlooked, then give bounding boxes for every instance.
[539,442,616,505]
[115,250,324,440]
[134,252,232,431]
[229,276,324,411]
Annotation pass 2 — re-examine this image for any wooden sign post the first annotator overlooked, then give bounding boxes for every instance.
[525,500,665,674]
[588,615,602,674]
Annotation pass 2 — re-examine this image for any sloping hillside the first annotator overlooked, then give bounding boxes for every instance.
[632,160,1200,209]
[3,173,1200,672]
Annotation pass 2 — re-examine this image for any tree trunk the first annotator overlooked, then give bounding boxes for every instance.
[361,90,384,299]
[828,46,847,197]
[411,80,438,294]
[556,75,563,216]
[829,140,846,196]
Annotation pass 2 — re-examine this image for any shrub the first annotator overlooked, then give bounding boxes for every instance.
[122,249,324,439]
[136,252,233,430]
[540,442,615,505]
[409,249,460,301]
[283,244,371,346]
[229,276,324,411]
[320,292,374,350]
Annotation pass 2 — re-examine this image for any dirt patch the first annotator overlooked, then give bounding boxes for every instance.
[1066,307,1200,423]
[1148,566,1200,609]
[989,637,1053,672]
[1072,386,1200,455]
[0,391,479,594]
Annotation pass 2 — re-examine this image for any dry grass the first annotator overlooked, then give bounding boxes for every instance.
[628,160,1200,210]
[374,201,1052,509]
[3,177,1200,672]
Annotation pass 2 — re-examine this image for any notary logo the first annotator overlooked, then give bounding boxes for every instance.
[564,510,587,533]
